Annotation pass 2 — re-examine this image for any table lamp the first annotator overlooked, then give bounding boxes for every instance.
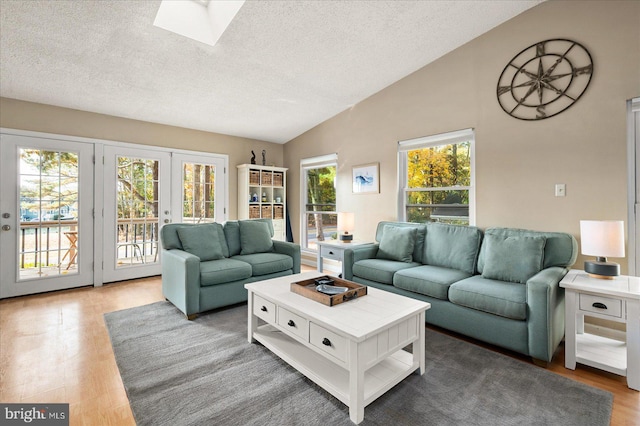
[338,212,355,243]
[579,220,625,279]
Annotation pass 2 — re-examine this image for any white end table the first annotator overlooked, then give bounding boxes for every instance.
[316,240,373,277]
[560,270,639,391]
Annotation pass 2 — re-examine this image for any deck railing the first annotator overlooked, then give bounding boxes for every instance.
[18,219,159,269]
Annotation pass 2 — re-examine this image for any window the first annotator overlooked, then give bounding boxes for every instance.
[398,129,475,225]
[301,154,337,251]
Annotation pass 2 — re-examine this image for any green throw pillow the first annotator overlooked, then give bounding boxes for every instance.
[176,225,225,261]
[376,225,417,263]
[482,234,546,284]
[239,220,273,255]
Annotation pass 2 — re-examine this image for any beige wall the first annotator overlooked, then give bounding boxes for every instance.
[284,0,640,273]
[0,97,284,219]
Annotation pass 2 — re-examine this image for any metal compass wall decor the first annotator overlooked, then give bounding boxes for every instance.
[496,38,593,120]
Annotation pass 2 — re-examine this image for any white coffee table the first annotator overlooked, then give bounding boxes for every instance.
[245,272,431,424]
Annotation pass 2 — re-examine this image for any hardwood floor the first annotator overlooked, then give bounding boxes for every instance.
[1,275,638,425]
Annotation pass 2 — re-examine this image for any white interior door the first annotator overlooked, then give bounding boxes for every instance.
[0,134,94,298]
[171,153,227,224]
[102,146,171,283]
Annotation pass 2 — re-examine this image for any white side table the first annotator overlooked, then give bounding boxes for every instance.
[316,240,373,277]
[560,269,640,391]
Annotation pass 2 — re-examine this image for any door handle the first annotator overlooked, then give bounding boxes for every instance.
[1,225,10,231]
[164,219,170,224]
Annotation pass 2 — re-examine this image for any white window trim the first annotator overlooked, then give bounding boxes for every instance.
[397,128,476,225]
[300,153,338,253]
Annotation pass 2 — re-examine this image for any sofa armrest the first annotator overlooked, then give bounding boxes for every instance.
[526,266,569,362]
[161,249,201,317]
[343,243,379,280]
[273,240,301,274]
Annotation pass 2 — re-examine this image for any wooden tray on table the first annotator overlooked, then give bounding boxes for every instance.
[290,276,367,307]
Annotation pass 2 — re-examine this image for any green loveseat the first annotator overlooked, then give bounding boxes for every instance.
[343,221,578,363]
[160,219,300,318]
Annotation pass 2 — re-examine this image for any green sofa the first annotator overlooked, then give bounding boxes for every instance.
[343,221,578,363]
[160,219,300,318]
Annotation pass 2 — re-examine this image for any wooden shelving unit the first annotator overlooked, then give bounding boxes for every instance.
[237,164,287,240]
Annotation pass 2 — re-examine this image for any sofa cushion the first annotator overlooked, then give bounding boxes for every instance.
[231,253,293,276]
[478,227,577,271]
[200,258,252,286]
[240,220,274,255]
[393,265,472,300]
[482,234,546,284]
[376,225,417,262]
[375,221,426,263]
[352,259,420,285]
[223,221,242,256]
[176,224,225,261]
[449,276,527,320]
[225,219,275,256]
[424,223,482,275]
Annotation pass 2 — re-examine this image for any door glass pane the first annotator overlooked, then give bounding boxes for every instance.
[116,156,160,267]
[18,149,79,279]
[182,162,216,223]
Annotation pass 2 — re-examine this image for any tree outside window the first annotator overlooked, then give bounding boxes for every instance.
[400,131,474,225]
[302,163,336,251]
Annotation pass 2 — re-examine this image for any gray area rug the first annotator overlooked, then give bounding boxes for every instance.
[105,301,612,426]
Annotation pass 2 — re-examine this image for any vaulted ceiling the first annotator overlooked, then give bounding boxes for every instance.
[0,0,542,143]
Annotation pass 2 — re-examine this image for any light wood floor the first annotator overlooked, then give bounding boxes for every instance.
[1,275,638,425]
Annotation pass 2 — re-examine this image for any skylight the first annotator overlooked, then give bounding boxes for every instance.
[153,0,245,47]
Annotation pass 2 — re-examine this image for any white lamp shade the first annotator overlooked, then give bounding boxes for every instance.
[338,212,355,234]
[579,220,625,258]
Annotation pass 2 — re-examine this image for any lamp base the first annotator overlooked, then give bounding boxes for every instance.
[584,260,620,280]
[339,233,353,243]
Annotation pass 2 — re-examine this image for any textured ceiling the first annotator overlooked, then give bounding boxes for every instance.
[0,0,542,143]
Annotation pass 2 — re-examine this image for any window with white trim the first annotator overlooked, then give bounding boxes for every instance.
[301,154,337,252]
[398,129,475,225]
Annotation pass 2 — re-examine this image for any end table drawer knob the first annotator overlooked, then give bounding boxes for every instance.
[288,319,295,327]
[329,251,334,255]
[261,306,268,312]
[592,302,607,310]
[322,338,331,346]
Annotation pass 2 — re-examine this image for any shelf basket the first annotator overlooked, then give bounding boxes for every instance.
[261,205,273,218]
[261,171,273,186]
[273,172,284,187]
[273,205,284,219]
[249,170,261,185]
[249,205,261,219]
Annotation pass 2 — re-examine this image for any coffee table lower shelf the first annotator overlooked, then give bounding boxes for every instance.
[253,324,418,411]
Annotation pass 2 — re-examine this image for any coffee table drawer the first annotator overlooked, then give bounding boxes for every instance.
[253,295,276,323]
[310,322,347,362]
[278,307,309,341]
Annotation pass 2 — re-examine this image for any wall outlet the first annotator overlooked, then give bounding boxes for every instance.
[555,183,566,197]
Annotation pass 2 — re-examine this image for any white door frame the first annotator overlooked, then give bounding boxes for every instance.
[0,133,94,298]
[102,146,172,283]
[1,127,230,291]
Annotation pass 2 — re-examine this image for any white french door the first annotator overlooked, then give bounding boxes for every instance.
[102,146,171,283]
[1,129,229,294]
[171,153,227,224]
[0,134,94,298]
